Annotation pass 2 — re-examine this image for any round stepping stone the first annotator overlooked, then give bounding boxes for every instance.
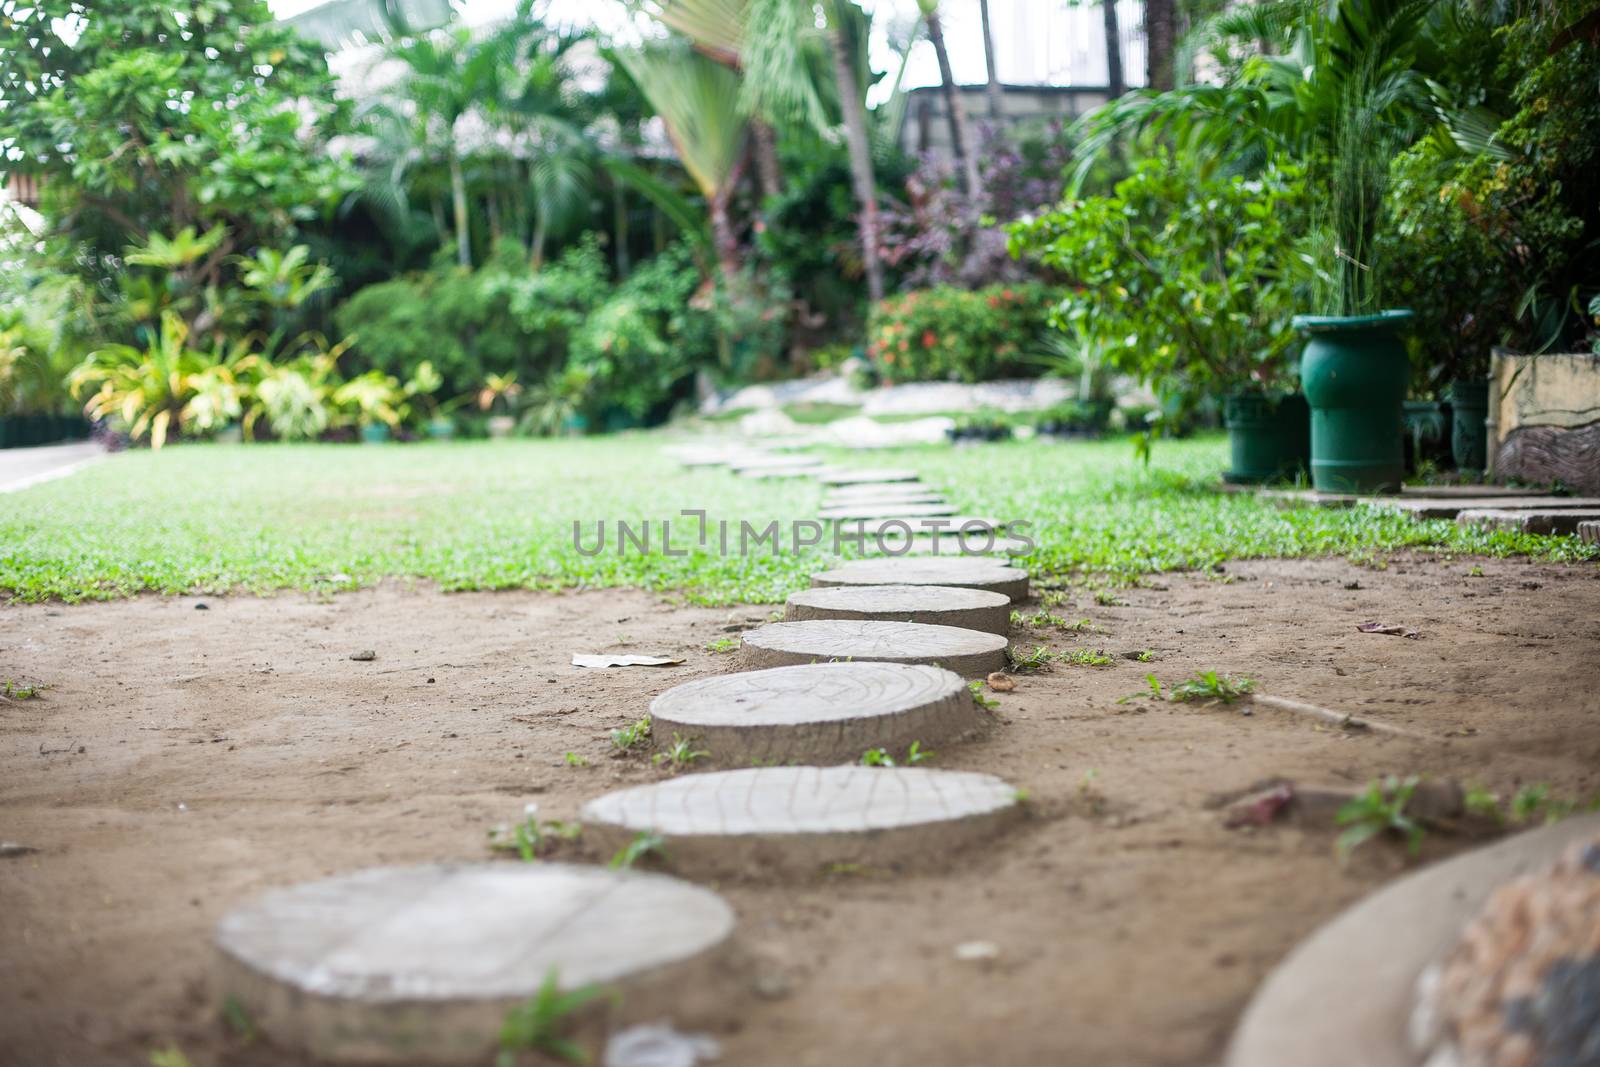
[835,515,1004,539]
[649,661,982,764]
[880,534,1033,557]
[821,469,920,485]
[581,766,1021,878]
[727,453,818,473]
[811,557,1031,601]
[824,493,948,511]
[738,464,832,480]
[738,619,1007,675]
[819,501,958,520]
[786,583,1010,635]
[213,863,734,1064]
[824,486,944,504]
[663,446,737,468]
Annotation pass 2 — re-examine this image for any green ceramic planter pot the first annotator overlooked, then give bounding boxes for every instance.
[425,416,456,440]
[1222,391,1310,484]
[1446,378,1488,474]
[360,423,392,445]
[1295,310,1413,494]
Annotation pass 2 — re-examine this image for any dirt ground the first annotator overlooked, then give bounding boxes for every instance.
[3,555,1599,1067]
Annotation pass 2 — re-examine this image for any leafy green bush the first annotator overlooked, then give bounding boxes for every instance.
[1008,157,1308,396]
[867,283,1052,383]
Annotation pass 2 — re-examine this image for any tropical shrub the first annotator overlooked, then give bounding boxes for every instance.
[1008,157,1309,395]
[867,283,1052,383]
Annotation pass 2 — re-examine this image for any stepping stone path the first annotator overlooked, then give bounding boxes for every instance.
[213,863,734,1064]
[821,468,920,485]
[738,619,1008,675]
[786,583,1011,635]
[811,557,1031,601]
[819,501,958,520]
[883,534,1033,557]
[650,661,982,763]
[216,446,1032,1060]
[1455,507,1600,535]
[580,766,1022,878]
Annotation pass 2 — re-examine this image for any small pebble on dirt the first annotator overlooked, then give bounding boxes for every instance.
[349,650,376,661]
[194,603,209,610]
[954,940,1001,962]
[987,672,1017,692]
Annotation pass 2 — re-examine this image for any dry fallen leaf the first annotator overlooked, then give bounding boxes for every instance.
[571,653,686,669]
[1356,621,1421,639]
[986,671,1017,692]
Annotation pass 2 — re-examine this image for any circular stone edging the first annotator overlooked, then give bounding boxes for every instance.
[649,660,983,764]
[811,557,1031,602]
[738,619,1008,676]
[213,863,736,1064]
[580,766,1022,878]
[1226,812,1600,1067]
[786,583,1011,635]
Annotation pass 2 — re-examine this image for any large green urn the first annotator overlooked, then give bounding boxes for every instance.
[1222,391,1310,484]
[1294,310,1413,494]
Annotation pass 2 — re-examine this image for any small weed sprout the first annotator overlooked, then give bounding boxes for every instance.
[968,679,999,711]
[148,1048,194,1067]
[905,741,933,764]
[564,752,590,768]
[1135,650,1155,663]
[497,967,606,1066]
[1335,776,1425,857]
[860,747,894,767]
[1062,648,1113,667]
[705,637,740,654]
[1006,644,1054,673]
[1463,786,1502,822]
[651,733,709,770]
[489,805,582,861]
[1077,769,1105,815]
[221,996,257,1044]
[1507,783,1592,824]
[610,716,652,752]
[1168,671,1255,705]
[2,680,45,700]
[1094,589,1124,607]
[609,831,666,870]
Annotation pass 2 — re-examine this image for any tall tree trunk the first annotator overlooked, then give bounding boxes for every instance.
[531,209,547,272]
[750,120,784,203]
[1145,0,1176,91]
[978,0,1004,121]
[923,7,981,199]
[708,192,742,287]
[612,180,630,278]
[1101,0,1126,98]
[826,15,885,305]
[448,151,471,268]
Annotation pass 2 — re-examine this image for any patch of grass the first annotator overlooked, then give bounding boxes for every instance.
[860,740,934,767]
[651,733,709,770]
[1134,649,1155,662]
[1061,648,1113,667]
[563,752,589,768]
[1006,644,1054,672]
[608,831,666,870]
[2,436,1592,604]
[1093,589,1125,607]
[705,637,740,653]
[1,680,45,700]
[610,716,651,752]
[1335,776,1425,857]
[498,967,606,1066]
[148,1048,194,1067]
[1168,671,1255,704]
[968,679,999,711]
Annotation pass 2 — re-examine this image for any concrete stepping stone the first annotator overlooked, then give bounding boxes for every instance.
[738,619,1007,675]
[786,583,1011,635]
[811,556,1030,601]
[726,453,820,473]
[1455,507,1600,535]
[882,534,1033,557]
[1361,495,1600,520]
[649,661,983,764]
[823,493,949,511]
[820,469,920,485]
[738,464,835,480]
[581,766,1022,878]
[824,485,944,503]
[213,863,735,1064]
[835,515,1005,539]
[663,445,738,468]
[819,501,958,520]
[1227,813,1600,1067]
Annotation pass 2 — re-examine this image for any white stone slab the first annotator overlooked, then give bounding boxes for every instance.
[786,583,1011,634]
[833,515,1006,540]
[581,766,1021,877]
[819,501,958,520]
[725,453,820,472]
[738,619,1008,676]
[214,864,735,1064]
[649,661,981,764]
[820,469,920,485]
[811,557,1031,601]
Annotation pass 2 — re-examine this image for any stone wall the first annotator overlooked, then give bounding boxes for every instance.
[1488,350,1600,494]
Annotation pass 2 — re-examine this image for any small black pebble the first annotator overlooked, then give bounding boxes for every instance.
[194,603,209,610]
[427,677,436,684]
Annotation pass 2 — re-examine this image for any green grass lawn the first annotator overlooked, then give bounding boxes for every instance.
[2,434,1593,604]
